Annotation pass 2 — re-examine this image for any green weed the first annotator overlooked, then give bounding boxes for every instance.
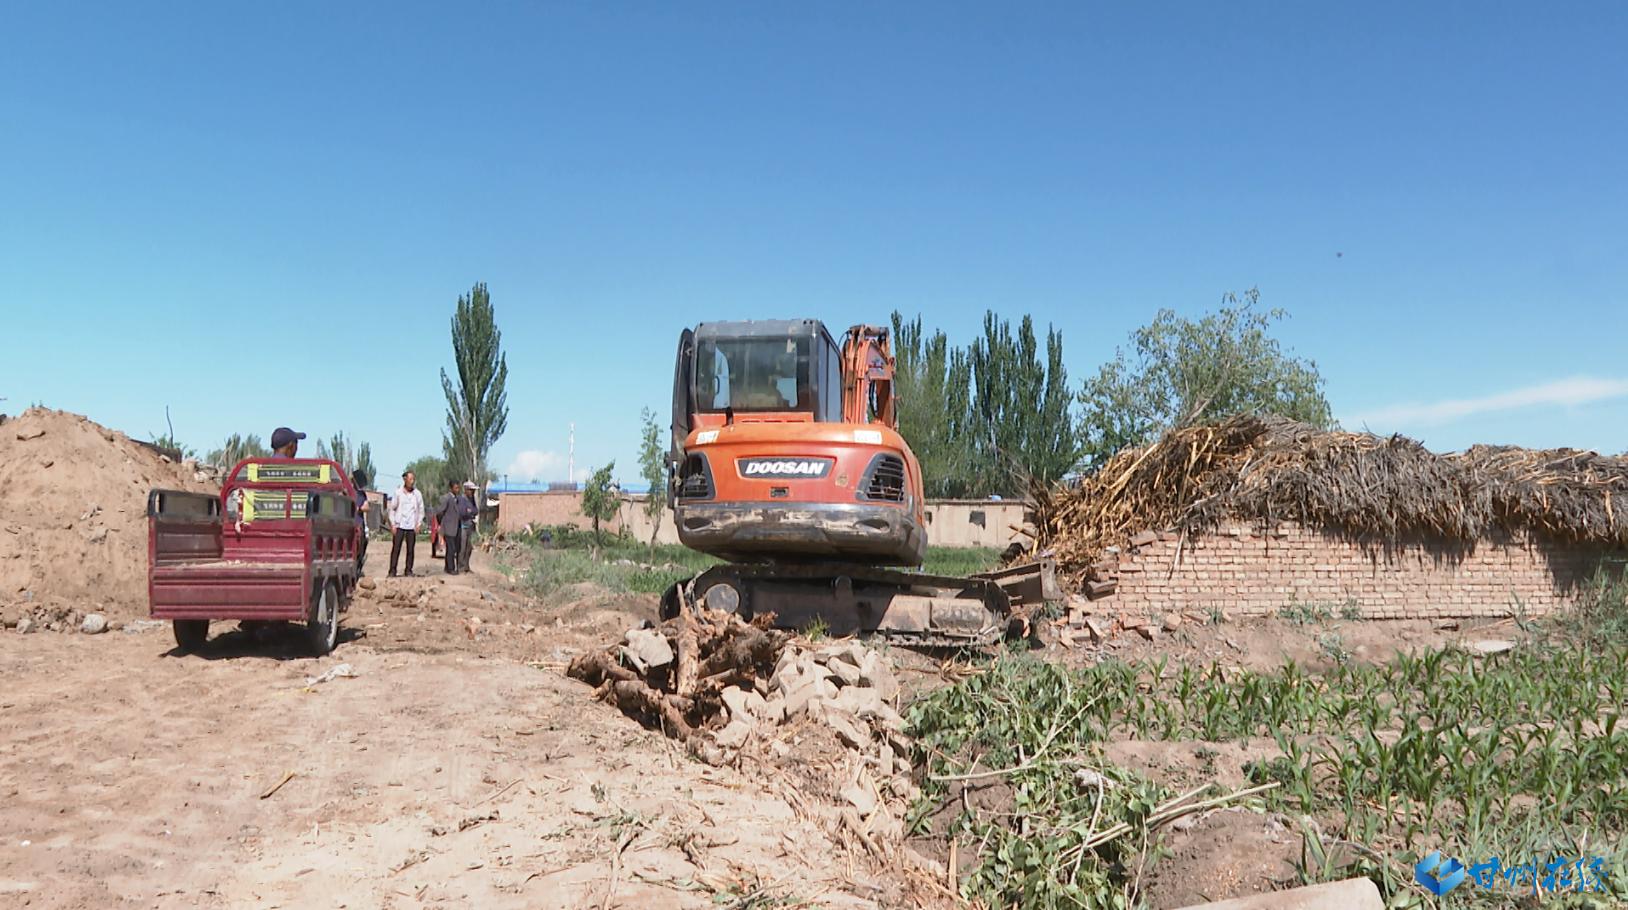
[920,546,1005,577]
[909,636,1628,907]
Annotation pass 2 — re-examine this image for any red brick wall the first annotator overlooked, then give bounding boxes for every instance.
[1093,522,1615,619]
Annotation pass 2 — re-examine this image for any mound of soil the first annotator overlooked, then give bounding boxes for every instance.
[0,407,213,618]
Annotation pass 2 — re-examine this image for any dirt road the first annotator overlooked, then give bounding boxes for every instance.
[0,555,924,909]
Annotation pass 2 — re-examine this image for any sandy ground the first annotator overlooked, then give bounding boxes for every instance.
[2,533,1512,910]
[0,552,932,910]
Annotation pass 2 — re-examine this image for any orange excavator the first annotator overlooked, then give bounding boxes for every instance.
[662,319,1044,646]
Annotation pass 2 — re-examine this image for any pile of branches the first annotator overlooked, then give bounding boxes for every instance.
[1035,414,1628,573]
[567,610,787,740]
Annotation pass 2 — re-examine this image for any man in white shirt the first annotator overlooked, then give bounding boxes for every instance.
[387,470,426,577]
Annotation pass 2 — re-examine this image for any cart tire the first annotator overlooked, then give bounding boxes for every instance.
[307,580,340,656]
[173,619,209,652]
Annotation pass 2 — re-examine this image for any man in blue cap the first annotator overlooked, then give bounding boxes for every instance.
[270,427,306,458]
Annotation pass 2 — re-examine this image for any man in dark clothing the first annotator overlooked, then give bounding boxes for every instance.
[352,469,370,571]
[457,481,479,573]
[435,480,463,575]
[270,426,305,458]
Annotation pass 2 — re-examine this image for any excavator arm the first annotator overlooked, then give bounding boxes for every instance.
[840,325,898,428]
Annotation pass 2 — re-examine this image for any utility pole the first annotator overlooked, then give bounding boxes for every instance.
[568,423,575,488]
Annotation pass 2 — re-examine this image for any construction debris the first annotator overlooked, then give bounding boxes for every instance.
[568,610,921,853]
[567,610,788,741]
[305,663,358,686]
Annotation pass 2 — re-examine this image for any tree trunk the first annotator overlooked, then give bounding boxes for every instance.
[673,609,699,698]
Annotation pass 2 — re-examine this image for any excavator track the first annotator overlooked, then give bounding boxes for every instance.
[661,559,1056,648]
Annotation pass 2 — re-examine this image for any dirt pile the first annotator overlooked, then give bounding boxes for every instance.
[0,407,213,620]
[1035,414,1628,579]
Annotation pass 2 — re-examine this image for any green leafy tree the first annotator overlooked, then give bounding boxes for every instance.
[891,311,1077,497]
[317,434,347,467]
[968,313,1079,494]
[401,455,450,499]
[441,282,509,486]
[206,433,269,469]
[580,461,619,547]
[315,432,375,483]
[354,442,375,488]
[891,313,976,498]
[637,408,668,548]
[1079,289,1332,468]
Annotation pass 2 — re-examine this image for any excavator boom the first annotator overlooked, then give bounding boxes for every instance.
[840,325,898,428]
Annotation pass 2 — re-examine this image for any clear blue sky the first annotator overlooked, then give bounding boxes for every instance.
[4,3,1626,484]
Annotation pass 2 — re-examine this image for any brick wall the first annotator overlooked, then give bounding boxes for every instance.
[1091,522,1618,620]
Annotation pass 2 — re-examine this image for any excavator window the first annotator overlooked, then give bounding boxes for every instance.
[696,336,816,413]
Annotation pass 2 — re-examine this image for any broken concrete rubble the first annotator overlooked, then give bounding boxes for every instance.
[618,627,674,672]
[567,609,922,871]
[826,657,863,686]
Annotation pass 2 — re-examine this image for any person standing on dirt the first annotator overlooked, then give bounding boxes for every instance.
[270,427,305,458]
[352,469,371,571]
[388,470,425,577]
[435,479,463,575]
[457,481,479,573]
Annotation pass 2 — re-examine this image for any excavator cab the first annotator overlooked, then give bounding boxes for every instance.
[675,319,842,424]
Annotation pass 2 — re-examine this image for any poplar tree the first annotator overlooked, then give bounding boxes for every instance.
[441,282,510,485]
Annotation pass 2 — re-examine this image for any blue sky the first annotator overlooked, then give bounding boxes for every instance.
[4,3,1626,484]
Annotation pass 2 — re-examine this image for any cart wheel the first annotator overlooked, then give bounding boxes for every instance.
[306,580,339,656]
[173,619,209,652]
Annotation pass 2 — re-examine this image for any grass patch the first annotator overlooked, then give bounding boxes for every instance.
[507,526,1003,599]
[910,628,1628,907]
[921,546,1003,577]
[507,525,719,596]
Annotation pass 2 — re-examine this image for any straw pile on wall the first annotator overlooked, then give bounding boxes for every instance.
[1034,415,1628,574]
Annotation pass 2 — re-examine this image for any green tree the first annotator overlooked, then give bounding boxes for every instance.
[354,442,376,488]
[316,434,376,485]
[401,455,450,498]
[968,312,1079,494]
[890,311,1078,497]
[317,433,348,468]
[580,461,619,547]
[441,282,509,486]
[637,408,668,548]
[206,433,269,469]
[1079,289,1332,468]
[891,313,976,498]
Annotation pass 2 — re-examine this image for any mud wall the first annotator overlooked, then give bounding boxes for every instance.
[496,492,630,536]
[1094,522,1619,619]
